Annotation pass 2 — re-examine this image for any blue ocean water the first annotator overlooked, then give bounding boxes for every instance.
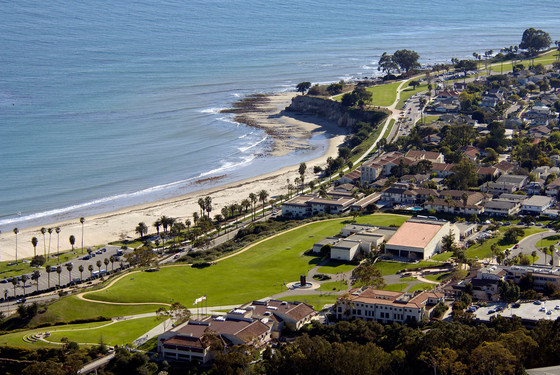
[1,0,559,230]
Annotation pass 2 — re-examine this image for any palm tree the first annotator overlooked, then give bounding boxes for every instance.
[198,198,206,217]
[204,196,212,217]
[40,227,47,256]
[69,235,76,252]
[532,250,538,264]
[31,236,38,257]
[154,218,162,235]
[13,227,19,263]
[104,258,110,272]
[31,270,41,292]
[11,277,18,297]
[96,260,102,274]
[299,162,307,193]
[46,265,52,289]
[79,217,85,254]
[193,212,199,226]
[79,264,84,280]
[56,265,62,286]
[241,199,251,215]
[88,264,94,278]
[185,219,191,233]
[20,275,28,296]
[110,255,115,271]
[249,193,257,220]
[47,228,53,258]
[258,190,269,218]
[66,263,73,283]
[136,222,148,238]
[55,227,61,260]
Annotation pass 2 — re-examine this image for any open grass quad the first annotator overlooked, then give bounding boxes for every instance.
[465,226,547,260]
[81,214,410,308]
[0,316,161,349]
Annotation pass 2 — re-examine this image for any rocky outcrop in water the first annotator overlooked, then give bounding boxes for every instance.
[286,95,387,128]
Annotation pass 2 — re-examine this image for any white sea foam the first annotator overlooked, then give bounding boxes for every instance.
[198,154,256,178]
[217,116,238,125]
[238,136,267,153]
[200,107,227,114]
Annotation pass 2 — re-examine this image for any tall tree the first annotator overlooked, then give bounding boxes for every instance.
[96,260,102,274]
[296,81,312,95]
[204,196,212,217]
[46,265,52,289]
[520,28,552,57]
[31,270,40,292]
[104,258,110,272]
[352,263,385,288]
[135,222,148,238]
[249,193,257,220]
[88,264,94,278]
[40,227,47,257]
[31,236,38,258]
[153,219,162,235]
[56,265,62,286]
[55,227,61,259]
[393,49,421,73]
[258,190,269,218]
[378,52,399,75]
[79,264,84,280]
[13,227,19,263]
[47,227,53,258]
[299,163,307,194]
[79,217,85,254]
[69,235,76,252]
[66,263,73,283]
[11,277,18,297]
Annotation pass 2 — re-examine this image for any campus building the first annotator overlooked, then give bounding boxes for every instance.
[335,288,444,324]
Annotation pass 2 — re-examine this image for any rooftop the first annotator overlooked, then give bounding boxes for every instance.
[386,220,445,248]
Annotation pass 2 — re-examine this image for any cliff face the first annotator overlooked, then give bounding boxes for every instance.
[286,95,387,128]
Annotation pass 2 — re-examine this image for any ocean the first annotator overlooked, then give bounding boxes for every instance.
[1,0,559,230]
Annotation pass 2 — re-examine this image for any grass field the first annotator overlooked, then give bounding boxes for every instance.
[0,250,82,279]
[375,260,441,276]
[29,296,167,326]
[83,215,410,307]
[281,294,338,310]
[465,227,546,259]
[317,281,348,292]
[431,252,453,261]
[317,261,357,274]
[422,115,440,125]
[487,50,558,73]
[0,316,161,349]
[399,277,417,282]
[535,234,560,249]
[383,283,408,292]
[396,83,428,110]
[423,272,451,282]
[367,81,401,106]
[408,283,434,292]
[383,119,395,139]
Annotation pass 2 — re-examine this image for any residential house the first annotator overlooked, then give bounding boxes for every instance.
[520,195,554,215]
[545,178,560,198]
[404,150,445,164]
[483,199,521,216]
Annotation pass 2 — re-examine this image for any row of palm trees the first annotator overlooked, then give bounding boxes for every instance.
[10,217,87,264]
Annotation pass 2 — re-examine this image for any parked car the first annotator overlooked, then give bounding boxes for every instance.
[512,303,521,308]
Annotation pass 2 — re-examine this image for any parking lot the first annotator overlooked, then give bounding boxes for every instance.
[472,299,560,322]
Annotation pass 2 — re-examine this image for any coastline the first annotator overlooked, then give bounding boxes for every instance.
[0,92,347,261]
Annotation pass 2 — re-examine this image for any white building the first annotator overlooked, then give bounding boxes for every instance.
[521,195,554,215]
[335,288,444,324]
[384,219,458,259]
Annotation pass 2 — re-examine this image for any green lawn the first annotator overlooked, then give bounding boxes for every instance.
[383,283,408,292]
[383,119,395,139]
[317,281,348,292]
[408,283,434,292]
[465,227,547,259]
[47,316,161,346]
[422,115,440,125]
[357,213,410,227]
[399,277,417,282]
[487,50,558,73]
[431,252,453,261]
[535,234,560,249]
[423,272,451,282]
[367,81,402,107]
[30,296,167,326]
[281,294,339,310]
[396,83,428,110]
[0,317,161,349]
[84,215,409,307]
[375,260,441,276]
[317,261,357,274]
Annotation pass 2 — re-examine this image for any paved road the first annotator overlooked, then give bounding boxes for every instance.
[514,230,557,265]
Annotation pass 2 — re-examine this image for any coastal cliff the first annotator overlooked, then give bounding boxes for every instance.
[286,95,387,128]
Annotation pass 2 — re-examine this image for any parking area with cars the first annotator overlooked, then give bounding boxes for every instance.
[472,299,560,323]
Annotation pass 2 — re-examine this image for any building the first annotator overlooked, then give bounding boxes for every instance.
[335,288,444,323]
[384,218,459,259]
[483,199,521,216]
[521,195,554,215]
[281,195,355,218]
[158,316,272,363]
[404,150,445,164]
[330,239,361,261]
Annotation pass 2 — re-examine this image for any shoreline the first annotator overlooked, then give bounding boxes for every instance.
[0,92,347,261]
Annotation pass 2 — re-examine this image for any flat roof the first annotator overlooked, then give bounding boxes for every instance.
[386,221,444,249]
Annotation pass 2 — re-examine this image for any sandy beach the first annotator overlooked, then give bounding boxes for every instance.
[0,92,347,261]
